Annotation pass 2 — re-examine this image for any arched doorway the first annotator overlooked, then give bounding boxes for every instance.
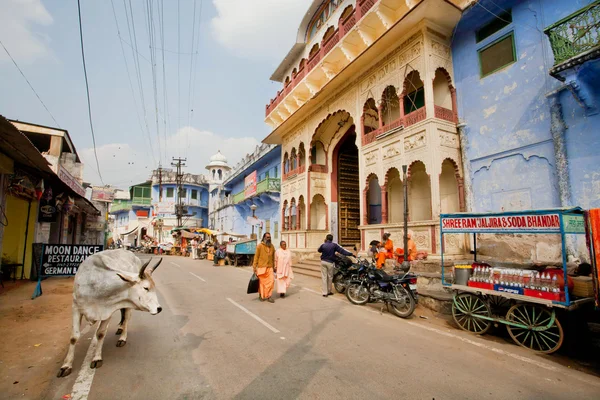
[333,127,360,246]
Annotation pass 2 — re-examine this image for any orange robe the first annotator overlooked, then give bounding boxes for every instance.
[253,242,275,299]
[376,239,394,268]
[407,239,417,261]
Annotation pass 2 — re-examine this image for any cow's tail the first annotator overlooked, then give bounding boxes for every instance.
[119,308,126,326]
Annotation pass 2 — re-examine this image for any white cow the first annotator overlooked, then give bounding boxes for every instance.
[57,250,162,378]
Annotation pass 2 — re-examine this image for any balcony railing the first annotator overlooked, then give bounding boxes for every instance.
[283,165,306,181]
[110,201,132,213]
[362,107,428,146]
[545,1,600,66]
[434,105,456,123]
[132,197,152,206]
[265,0,383,118]
[232,178,281,204]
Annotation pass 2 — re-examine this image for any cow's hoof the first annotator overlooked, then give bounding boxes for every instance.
[90,360,103,369]
[57,367,72,378]
[116,340,127,347]
[115,328,123,335]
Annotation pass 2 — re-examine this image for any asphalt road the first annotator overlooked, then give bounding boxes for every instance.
[44,256,600,400]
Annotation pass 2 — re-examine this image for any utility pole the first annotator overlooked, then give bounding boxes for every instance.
[171,157,187,228]
[157,164,163,201]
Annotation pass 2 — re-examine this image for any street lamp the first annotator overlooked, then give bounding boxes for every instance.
[250,204,258,239]
[402,165,410,271]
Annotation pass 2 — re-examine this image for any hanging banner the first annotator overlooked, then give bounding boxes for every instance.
[57,165,86,197]
[91,187,115,202]
[441,213,561,233]
[38,186,58,222]
[589,209,600,307]
[244,171,257,199]
[33,244,104,299]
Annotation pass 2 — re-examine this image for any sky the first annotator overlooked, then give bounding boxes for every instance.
[0,0,312,188]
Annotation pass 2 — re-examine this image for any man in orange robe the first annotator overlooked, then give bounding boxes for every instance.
[407,232,417,261]
[376,233,394,269]
[253,232,276,303]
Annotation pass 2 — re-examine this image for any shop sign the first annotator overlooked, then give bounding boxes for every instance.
[244,171,257,199]
[562,214,585,234]
[154,201,175,214]
[58,165,86,197]
[38,187,58,223]
[32,244,104,299]
[92,187,115,202]
[136,210,149,218]
[85,220,104,230]
[441,213,561,233]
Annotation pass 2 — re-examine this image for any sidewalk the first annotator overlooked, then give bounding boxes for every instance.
[0,278,74,400]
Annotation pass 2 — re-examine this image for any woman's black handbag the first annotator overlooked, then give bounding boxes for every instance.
[247,273,259,294]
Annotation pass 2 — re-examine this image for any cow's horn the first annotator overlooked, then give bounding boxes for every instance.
[139,258,152,279]
[149,258,163,273]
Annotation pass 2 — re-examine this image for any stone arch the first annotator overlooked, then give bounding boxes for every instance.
[290,198,297,231]
[284,76,291,87]
[381,86,400,127]
[298,142,306,168]
[299,58,306,71]
[440,157,464,212]
[309,43,320,59]
[312,110,354,151]
[407,161,432,221]
[322,26,336,43]
[292,68,298,78]
[310,140,326,165]
[339,5,354,23]
[297,195,306,230]
[282,200,289,231]
[362,98,379,135]
[290,147,298,170]
[385,167,404,223]
[433,67,457,122]
[402,71,425,116]
[310,194,327,230]
[283,152,290,174]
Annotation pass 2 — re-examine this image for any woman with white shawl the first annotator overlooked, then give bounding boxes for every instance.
[274,240,294,298]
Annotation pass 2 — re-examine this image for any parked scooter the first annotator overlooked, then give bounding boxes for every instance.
[345,264,418,318]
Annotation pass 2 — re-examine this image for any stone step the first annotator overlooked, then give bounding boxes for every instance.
[418,288,453,314]
[293,262,322,279]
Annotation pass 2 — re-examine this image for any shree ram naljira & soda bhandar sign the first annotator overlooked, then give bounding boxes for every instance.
[441,214,561,233]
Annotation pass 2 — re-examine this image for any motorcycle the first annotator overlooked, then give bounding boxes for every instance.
[345,265,418,318]
[332,255,370,293]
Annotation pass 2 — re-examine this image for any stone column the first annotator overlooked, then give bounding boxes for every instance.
[457,122,474,212]
[399,93,405,121]
[450,87,458,123]
[297,208,302,230]
[378,104,384,129]
[363,188,369,225]
[380,187,388,224]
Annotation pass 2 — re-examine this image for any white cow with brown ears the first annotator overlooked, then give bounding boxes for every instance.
[57,250,163,378]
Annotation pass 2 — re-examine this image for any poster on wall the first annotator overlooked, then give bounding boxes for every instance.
[32,244,104,299]
[38,186,58,222]
[92,187,115,202]
[244,171,257,199]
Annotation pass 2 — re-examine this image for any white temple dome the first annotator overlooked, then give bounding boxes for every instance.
[206,150,230,169]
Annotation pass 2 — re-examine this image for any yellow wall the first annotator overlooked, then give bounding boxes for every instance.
[3,195,38,280]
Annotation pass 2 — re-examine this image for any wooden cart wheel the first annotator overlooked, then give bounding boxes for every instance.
[505,304,564,354]
[452,293,492,334]
[485,295,512,312]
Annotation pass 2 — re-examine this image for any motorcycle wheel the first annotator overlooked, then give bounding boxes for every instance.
[390,285,416,318]
[333,273,346,293]
[345,283,370,305]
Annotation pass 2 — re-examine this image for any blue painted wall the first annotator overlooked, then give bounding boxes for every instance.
[452,0,600,211]
[151,182,209,227]
[218,147,281,239]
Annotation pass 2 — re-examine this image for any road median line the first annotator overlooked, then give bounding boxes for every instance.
[189,271,206,282]
[226,298,280,333]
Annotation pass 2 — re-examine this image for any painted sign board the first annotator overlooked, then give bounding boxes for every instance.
[441,213,561,233]
[33,244,103,299]
[244,171,257,199]
[58,165,86,197]
[562,214,585,234]
[92,187,115,202]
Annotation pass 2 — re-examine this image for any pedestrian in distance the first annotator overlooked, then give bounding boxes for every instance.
[274,240,294,298]
[191,237,199,260]
[253,232,276,303]
[318,234,353,297]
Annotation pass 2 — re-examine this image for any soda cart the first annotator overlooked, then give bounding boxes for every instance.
[440,207,596,354]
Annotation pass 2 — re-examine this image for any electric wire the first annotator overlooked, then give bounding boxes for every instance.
[145,0,163,165]
[158,0,169,163]
[185,0,198,159]
[188,0,204,138]
[110,0,157,167]
[76,0,104,185]
[0,39,61,128]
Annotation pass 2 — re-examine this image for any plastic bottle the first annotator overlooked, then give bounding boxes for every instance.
[551,275,559,293]
[518,270,524,288]
[499,270,505,286]
[488,268,494,285]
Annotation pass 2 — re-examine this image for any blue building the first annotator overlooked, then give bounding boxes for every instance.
[150,168,209,243]
[109,181,152,247]
[452,0,600,213]
[208,146,281,243]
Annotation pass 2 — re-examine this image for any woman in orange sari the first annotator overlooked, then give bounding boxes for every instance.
[376,233,394,269]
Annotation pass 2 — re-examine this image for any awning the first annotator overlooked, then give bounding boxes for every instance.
[180,230,202,239]
[218,232,247,238]
[119,221,140,236]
